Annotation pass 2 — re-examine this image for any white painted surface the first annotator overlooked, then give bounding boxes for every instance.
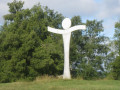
[63,33,71,79]
[48,18,86,79]
[62,18,71,29]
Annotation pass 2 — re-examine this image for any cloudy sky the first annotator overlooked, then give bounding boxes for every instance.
[0,0,120,38]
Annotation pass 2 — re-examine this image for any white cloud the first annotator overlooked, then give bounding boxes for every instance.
[21,0,39,9]
[103,18,117,37]
[94,0,120,37]
[96,0,120,19]
[39,0,98,17]
[0,0,98,23]
[0,1,10,24]
[0,0,120,37]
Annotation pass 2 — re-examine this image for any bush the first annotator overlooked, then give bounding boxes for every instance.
[112,56,120,80]
[76,64,98,80]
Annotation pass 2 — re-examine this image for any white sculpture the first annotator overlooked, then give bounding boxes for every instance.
[48,18,86,79]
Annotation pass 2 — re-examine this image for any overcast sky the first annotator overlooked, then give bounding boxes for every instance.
[0,0,120,38]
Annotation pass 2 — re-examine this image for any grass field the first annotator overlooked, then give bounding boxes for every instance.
[0,77,120,90]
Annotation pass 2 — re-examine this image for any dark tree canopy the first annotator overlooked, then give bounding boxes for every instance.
[0,0,64,82]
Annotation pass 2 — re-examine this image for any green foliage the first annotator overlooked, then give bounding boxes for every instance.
[71,17,109,79]
[110,21,120,80]
[4,0,24,21]
[77,64,98,80]
[0,0,64,83]
[112,56,120,80]
[0,0,117,82]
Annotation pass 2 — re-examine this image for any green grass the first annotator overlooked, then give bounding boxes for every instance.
[0,77,120,90]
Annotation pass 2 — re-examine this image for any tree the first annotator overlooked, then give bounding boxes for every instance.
[0,0,64,82]
[112,56,120,80]
[70,16,83,63]
[70,18,109,79]
[111,21,120,80]
[4,0,24,22]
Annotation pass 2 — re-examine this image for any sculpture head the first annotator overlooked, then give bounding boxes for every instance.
[62,18,71,30]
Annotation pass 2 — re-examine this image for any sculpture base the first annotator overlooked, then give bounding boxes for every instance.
[63,75,71,79]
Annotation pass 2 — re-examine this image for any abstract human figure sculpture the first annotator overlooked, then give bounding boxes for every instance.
[48,18,86,79]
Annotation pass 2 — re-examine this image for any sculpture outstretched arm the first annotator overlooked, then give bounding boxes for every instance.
[48,25,86,34]
[68,25,86,33]
[48,26,66,34]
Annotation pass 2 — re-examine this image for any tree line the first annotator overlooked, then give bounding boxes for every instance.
[0,0,120,82]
